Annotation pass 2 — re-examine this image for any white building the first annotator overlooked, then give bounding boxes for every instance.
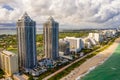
[64,37,84,53]
[103,30,117,38]
[88,33,103,43]
[86,42,92,49]
[88,38,97,46]
[0,50,18,76]
[82,38,92,49]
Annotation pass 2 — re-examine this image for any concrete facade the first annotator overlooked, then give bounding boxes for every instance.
[0,50,18,76]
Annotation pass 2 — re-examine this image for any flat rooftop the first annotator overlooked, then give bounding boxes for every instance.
[1,50,16,56]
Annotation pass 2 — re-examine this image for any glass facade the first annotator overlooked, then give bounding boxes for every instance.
[43,17,59,60]
[17,13,37,71]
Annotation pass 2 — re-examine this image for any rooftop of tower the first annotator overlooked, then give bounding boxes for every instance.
[48,16,54,21]
[19,12,32,21]
[22,12,29,18]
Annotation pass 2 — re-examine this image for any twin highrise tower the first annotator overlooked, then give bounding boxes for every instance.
[17,13,37,71]
[17,13,59,71]
[43,16,59,60]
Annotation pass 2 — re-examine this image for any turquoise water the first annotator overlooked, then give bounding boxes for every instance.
[81,44,120,80]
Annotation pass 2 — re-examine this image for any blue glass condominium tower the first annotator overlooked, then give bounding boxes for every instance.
[17,12,37,71]
[43,16,59,60]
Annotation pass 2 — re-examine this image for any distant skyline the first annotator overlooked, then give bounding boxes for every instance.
[0,0,120,29]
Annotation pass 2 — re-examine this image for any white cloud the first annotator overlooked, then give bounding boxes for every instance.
[0,0,120,28]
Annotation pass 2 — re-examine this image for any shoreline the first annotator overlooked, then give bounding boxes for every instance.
[61,37,120,80]
[77,50,113,80]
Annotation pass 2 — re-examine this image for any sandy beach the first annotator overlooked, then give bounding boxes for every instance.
[61,38,120,80]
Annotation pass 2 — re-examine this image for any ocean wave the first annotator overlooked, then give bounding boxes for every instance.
[76,58,110,80]
[75,66,97,80]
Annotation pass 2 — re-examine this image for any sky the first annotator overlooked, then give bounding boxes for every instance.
[0,0,120,29]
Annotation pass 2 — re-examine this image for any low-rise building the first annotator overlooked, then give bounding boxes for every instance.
[13,74,29,80]
[0,50,18,76]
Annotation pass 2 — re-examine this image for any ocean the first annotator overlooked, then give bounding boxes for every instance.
[81,44,120,80]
